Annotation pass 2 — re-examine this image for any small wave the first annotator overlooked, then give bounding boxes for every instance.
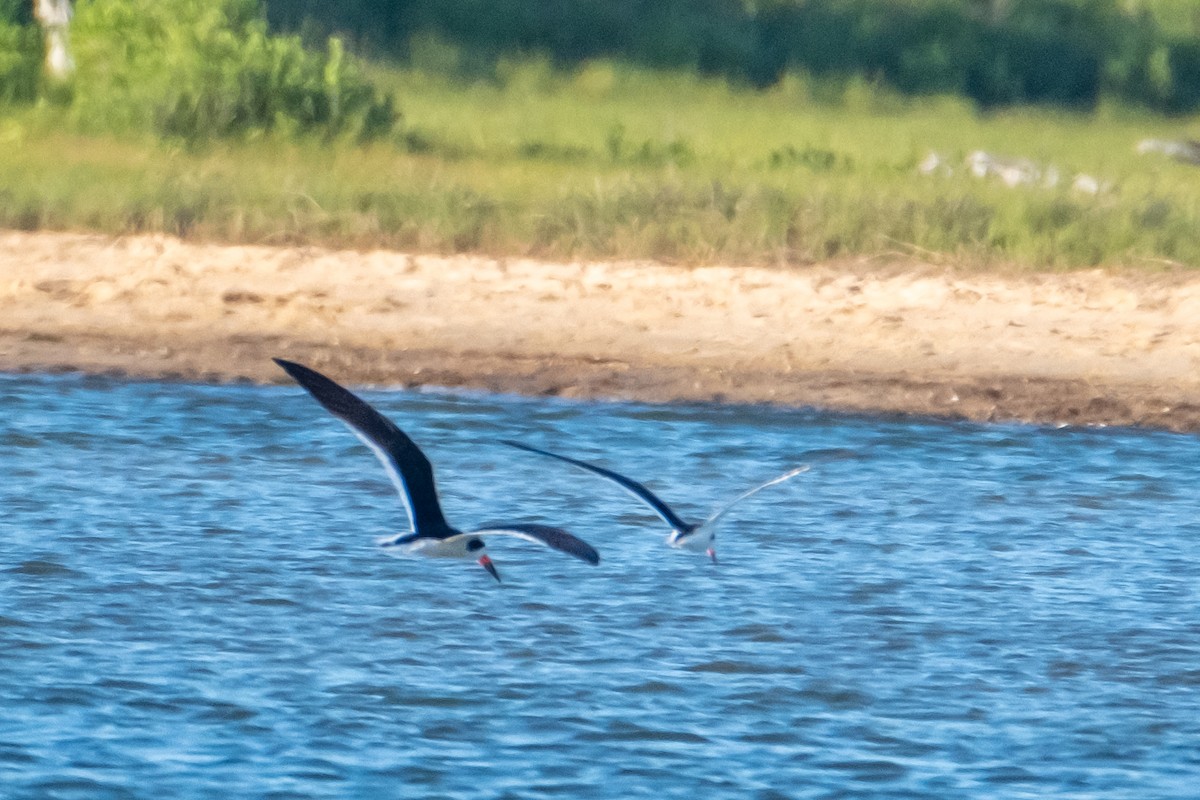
[95,678,159,691]
[6,559,80,577]
[982,765,1040,784]
[739,730,802,745]
[41,687,96,707]
[290,768,346,783]
[797,681,872,709]
[246,597,301,607]
[848,580,906,603]
[0,739,36,765]
[1155,669,1200,687]
[195,701,257,722]
[580,723,710,744]
[725,623,787,643]
[0,432,42,447]
[125,698,181,713]
[32,778,124,795]
[685,660,806,675]
[620,680,684,694]
[529,782,603,795]
[375,627,419,640]
[397,694,473,708]
[816,759,908,782]
[518,602,555,612]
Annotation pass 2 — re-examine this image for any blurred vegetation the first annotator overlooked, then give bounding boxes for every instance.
[3,59,1199,270]
[0,0,39,104]
[1,1,1199,270]
[3,1,1198,123]
[266,0,1200,113]
[2,0,396,141]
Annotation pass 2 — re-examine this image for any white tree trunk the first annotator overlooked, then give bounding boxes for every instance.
[33,0,75,79]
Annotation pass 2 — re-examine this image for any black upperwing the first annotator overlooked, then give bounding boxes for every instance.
[274,359,452,537]
[468,523,601,565]
[500,440,691,532]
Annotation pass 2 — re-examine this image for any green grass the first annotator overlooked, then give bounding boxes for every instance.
[1140,0,1200,36]
[3,60,1200,270]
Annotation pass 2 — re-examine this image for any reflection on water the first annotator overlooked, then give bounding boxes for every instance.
[2,373,1199,798]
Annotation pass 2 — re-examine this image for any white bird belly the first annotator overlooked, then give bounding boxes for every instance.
[377,535,469,559]
[668,527,714,552]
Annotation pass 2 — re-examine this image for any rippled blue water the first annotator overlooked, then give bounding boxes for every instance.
[3,372,1200,799]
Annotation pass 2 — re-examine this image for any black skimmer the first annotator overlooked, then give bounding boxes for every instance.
[502,440,808,563]
[274,359,600,582]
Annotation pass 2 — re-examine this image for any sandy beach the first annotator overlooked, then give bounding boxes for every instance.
[4,229,1200,430]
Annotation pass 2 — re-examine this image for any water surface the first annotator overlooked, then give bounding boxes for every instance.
[2,373,1199,798]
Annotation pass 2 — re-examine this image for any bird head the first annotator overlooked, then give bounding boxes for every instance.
[466,538,500,582]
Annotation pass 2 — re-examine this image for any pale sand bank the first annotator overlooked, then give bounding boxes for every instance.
[3,230,1200,430]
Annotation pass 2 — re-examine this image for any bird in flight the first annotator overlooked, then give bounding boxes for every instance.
[502,440,808,563]
[275,359,600,582]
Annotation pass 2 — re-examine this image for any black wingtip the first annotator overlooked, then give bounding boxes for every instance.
[561,534,601,566]
[273,358,313,387]
[273,357,308,380]
[573,538,601,566]
[477,522,602,566]
[273,358,349,410]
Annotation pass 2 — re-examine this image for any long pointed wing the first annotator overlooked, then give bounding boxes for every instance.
[461,524,601,565]
[700,465,810,531]
[275,359,451,536]
[501,440,691,531]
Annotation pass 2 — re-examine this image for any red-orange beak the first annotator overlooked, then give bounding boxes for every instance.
[707,547,718,565]
[478,555,501,582]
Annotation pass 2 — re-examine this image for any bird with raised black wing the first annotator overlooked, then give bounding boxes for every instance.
[275,359,600,582]
[502,440,807,564]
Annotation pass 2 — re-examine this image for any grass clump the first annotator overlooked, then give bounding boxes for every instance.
[13,0,395,143]
[3,50,1200,271]
[0,16,40,105]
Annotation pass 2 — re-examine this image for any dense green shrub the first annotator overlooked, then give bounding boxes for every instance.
[70,0,396,142]
[0,19,40,105]
[267,0,418,50]
[267,0,1200,112]
[1164,41,1200,112]
[0,0,33,26]
[753,0,1112,108]
[1,0,39,105]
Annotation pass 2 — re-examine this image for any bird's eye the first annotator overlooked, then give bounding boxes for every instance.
[466,539,485,552]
